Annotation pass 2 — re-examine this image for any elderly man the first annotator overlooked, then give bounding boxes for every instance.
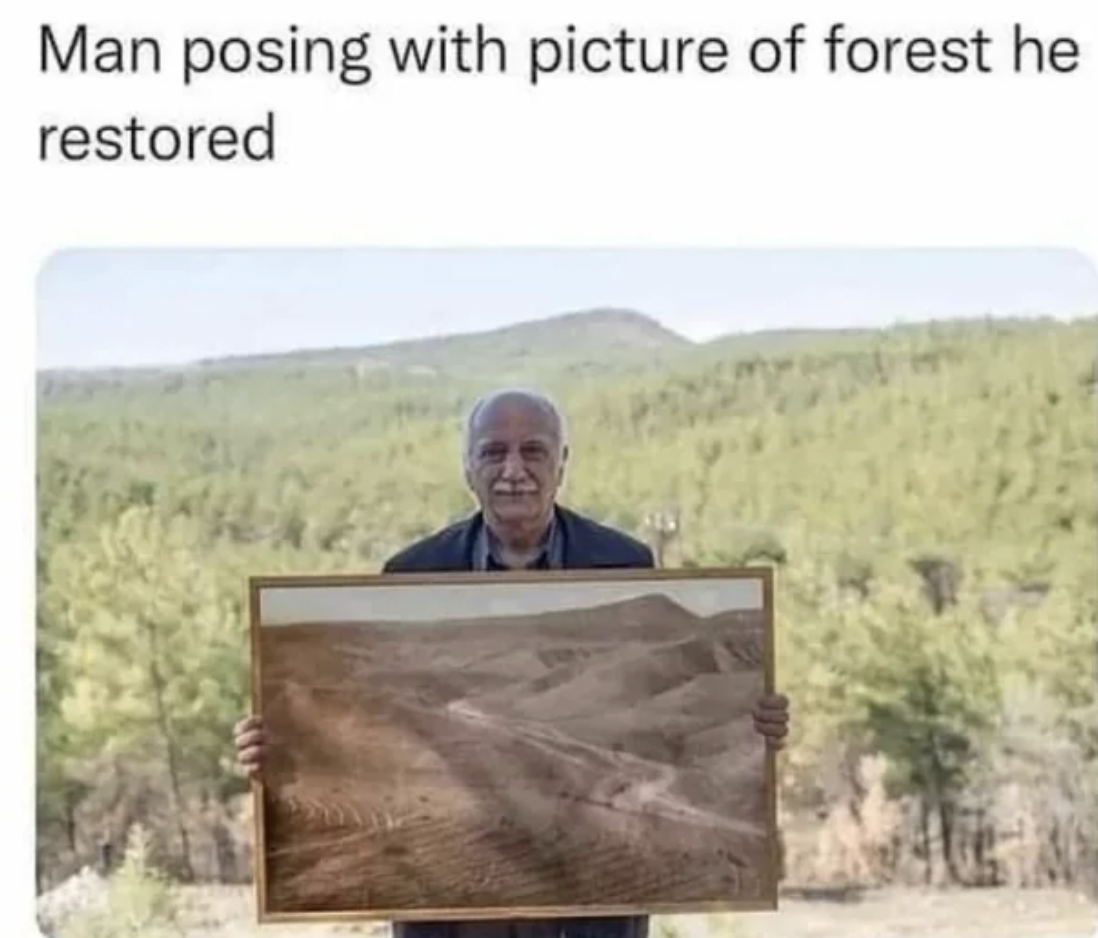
[234,388,790,938]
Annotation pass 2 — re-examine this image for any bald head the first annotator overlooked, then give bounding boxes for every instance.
[461,388,569,545]
[462,388,567,470]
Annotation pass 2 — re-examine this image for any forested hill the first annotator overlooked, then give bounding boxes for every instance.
[36,307,877,394]
[36,310,1096,577]
[35,310,1098,893]
[38,308,691,392]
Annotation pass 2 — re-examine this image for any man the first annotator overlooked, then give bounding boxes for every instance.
[234,388,790,938]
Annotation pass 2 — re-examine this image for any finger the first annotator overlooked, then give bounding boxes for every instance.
[237,744,266,765]
[756,694,789,710]
[235,729,266,747]
[234,716,262,736]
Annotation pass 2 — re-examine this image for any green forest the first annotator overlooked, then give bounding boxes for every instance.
[35,309,1098,896]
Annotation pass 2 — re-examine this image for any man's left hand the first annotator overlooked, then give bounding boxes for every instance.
[753,693,789,751]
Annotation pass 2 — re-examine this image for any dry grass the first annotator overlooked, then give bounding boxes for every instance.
[154,884,1098,938]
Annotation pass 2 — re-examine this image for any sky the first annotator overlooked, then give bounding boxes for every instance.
[35,247,1098,370]
[259,576,763,625]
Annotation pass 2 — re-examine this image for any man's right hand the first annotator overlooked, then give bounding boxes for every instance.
[234,714,267,779]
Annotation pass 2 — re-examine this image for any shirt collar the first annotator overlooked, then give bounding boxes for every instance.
[473,511,562,570]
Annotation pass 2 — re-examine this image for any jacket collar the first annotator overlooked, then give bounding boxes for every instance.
[459,503,621,570]
[471,508,563,570]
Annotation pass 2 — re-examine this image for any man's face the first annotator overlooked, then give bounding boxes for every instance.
[464,398,566,530]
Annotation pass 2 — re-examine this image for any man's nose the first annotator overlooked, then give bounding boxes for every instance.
[500,450,526,477]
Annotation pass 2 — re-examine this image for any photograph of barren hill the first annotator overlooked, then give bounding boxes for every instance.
[254,573,776,919]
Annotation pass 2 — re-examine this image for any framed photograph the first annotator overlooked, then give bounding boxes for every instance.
[248,566,778,922]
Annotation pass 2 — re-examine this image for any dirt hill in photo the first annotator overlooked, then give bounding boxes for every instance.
[258,592,773,915]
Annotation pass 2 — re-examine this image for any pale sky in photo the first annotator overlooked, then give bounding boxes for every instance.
[35,247,1098,370]
[259,576,765,625]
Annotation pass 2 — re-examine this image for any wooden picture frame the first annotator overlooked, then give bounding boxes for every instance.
[248,566,778,923]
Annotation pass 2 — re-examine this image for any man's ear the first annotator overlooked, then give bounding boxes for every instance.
[557,444,570,485]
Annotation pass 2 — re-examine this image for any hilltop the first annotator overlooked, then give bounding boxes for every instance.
[39,308,692,387]
[38,306,1012,394]
[195,306,693,374]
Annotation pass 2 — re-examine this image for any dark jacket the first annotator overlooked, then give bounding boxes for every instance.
[383,504,654,573]
[383,504,653,938]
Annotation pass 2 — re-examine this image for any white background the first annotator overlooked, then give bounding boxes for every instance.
[3,0,1097,934]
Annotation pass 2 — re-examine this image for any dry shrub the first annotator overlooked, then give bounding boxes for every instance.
[781,736,1096,892]
[652,913,753,938]
[56,824,180,938]
[803,755,902,886]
